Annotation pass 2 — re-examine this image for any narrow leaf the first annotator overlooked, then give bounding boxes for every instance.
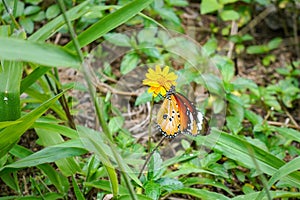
[0,89,68,158]
[0,37,80,68]
[65,0,154,49]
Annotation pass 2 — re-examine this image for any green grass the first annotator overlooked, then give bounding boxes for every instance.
[0,0,299,199]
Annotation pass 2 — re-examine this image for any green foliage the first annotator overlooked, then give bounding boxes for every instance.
[0,0,299,199]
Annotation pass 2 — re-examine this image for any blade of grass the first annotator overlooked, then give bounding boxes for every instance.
[9,144,70,194]
[233,191,300,200]
[0,121,22,129]
[0,29,23,122]
[28,1,90,42]
[0,37,81,68]
[207,128,300,188]
[170,188,230,200]
[0,88,69,158]
[20,66,51,94]
[65,0,154,49]
[24,87,67,120]
[35,127,81,176]
[256,156,300,199]
[77,126,119,196]
[72,175,85,200]
[0,60,22,121]
[33,122,78,139]
[0,139,86,172]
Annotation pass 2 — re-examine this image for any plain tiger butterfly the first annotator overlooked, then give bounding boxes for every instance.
[157,85,207,138]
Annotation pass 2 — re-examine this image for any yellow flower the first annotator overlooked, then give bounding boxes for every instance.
[143,65,178,97]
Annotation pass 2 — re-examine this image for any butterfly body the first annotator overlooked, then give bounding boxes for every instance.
[157,86,207,138]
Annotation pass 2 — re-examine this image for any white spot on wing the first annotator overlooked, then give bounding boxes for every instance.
[197,111,203,130]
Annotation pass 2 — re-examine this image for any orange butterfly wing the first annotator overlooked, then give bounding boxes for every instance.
[173,92,205,136]
[157,95,181,138]
[157,86,207,137]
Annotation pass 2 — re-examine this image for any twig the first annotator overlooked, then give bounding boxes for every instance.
[282,106,300,128]
[138,136,166,179]
[93,80,139,96]
[267,121,300,131]
[227,20,238,59]
[98,70,118,83]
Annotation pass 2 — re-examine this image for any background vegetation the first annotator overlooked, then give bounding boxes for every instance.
[0,0,299,199]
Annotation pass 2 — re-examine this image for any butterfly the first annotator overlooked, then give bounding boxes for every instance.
[157,85,207,138]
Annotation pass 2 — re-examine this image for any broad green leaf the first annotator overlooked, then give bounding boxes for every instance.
[137,28,158,44]
[148,151,164,180]
[141,47,161,59]
[135,91,152,106]
[31,10,46,22]
[46,4,60,19]
[220,10,240,21]
[226,115,242,134]
[108,116,125,134]
[220,0,238,4]
[120,52,140,75]
[24,5,41,15]
[104,33,131,47]
[200,0,222,14]
[246,45,269,54]
[264,95,281,110]
[0,37,80,68]
[219,58,235,83]
[158,178,183,192]
[144,181,161,200]
[0,139,86,171]
[201,74,224,96]
[24,0,42,5]
[227,93,244,120]
[0,90,68,158]
[212,97,226,114]
[19,18,34,33]
[244,109,263,125]
[202,37,217,56]
[156,8,180,25]
[267,37,282,50]
[66,0,154,49]
[232,77,258,90]
[167,0,188,6]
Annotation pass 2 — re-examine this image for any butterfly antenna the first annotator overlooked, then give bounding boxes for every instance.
[138,136,166,179]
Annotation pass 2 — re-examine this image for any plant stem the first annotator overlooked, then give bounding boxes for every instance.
[138,136,166,179]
